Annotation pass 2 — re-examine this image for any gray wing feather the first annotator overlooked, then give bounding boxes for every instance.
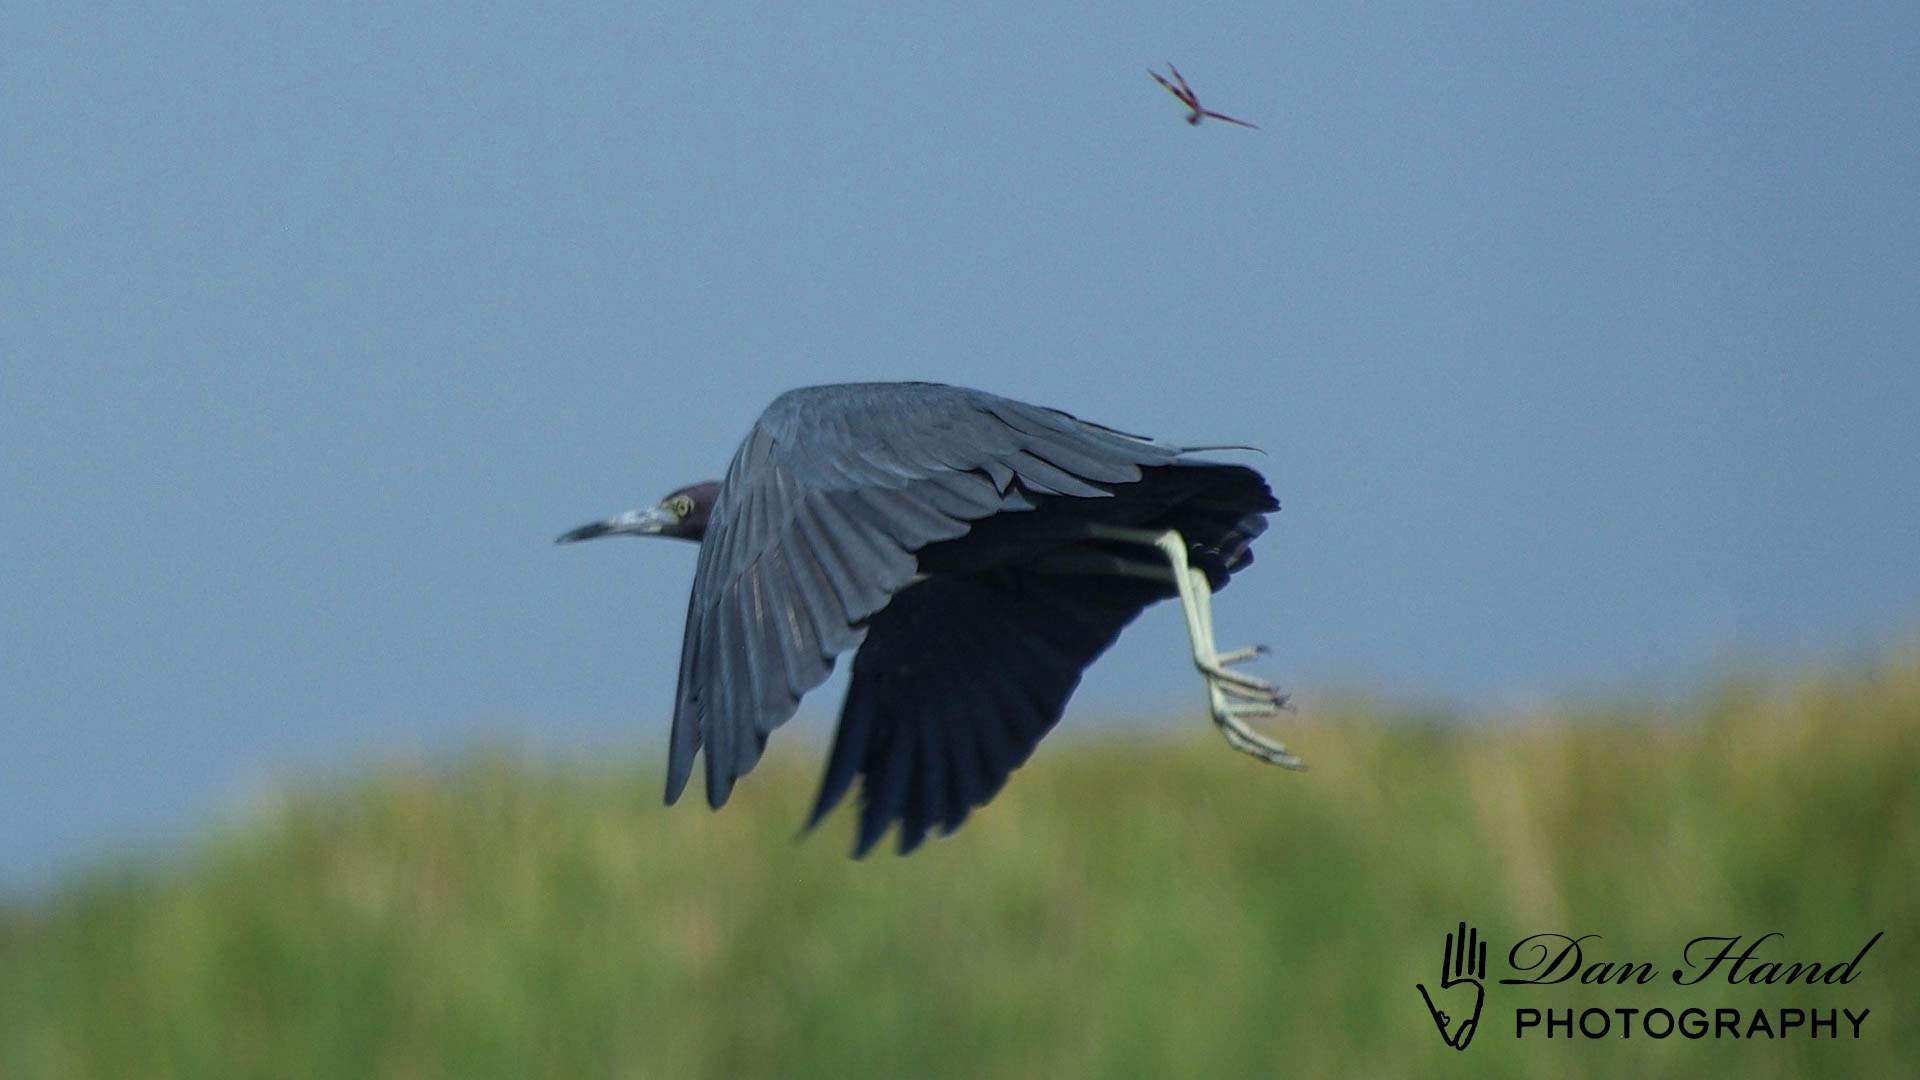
[666,383,1181,807]
[1005,450,1110,497]
[790,503,883,616]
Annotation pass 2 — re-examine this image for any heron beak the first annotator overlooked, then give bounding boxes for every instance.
[555,505,677,544]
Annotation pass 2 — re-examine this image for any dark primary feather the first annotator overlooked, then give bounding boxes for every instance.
[668,382,1184,808]
[810,570,1173,856]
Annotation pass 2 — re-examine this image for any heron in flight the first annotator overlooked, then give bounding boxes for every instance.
[559,382,1300,855]
[1149,63,1259,128]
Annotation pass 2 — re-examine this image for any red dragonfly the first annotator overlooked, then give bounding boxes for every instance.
[1149,63,1258,129]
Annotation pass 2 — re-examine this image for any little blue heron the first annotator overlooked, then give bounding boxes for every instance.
[558,382,1301,856]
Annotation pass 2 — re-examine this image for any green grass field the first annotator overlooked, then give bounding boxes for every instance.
[3,655,1914,1078]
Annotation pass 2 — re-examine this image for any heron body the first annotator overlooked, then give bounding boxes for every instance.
[559,382,1298,856]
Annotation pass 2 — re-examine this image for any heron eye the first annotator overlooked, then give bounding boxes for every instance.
[671,495,694,518]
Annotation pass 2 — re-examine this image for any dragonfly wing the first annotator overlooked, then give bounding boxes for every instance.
[1166,62,1197,102]
[1149,68,1197,109]
[1201,108,1260,129]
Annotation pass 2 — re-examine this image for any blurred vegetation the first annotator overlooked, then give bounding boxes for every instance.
[2,654,1915,1078]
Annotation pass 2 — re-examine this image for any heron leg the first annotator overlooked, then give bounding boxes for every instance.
[1083,526,1305,770]
[1185,578,1282,697]
[1143,531,1280,693]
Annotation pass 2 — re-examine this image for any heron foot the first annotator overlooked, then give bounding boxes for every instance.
[1208,685,1306,770]
[1196,642,1284,700]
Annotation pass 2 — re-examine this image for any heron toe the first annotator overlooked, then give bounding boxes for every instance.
[1207,684,1305,770]
[1199,657,1288,705]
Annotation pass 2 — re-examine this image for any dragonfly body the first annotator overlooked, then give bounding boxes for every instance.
[1149,63,1259,129]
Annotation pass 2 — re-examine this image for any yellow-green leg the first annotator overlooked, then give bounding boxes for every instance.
[1084,525,1305,770]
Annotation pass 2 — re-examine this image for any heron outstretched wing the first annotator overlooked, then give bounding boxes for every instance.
[807,460,1275,854]
[807,570,1172,855]
[669,382,1181,808]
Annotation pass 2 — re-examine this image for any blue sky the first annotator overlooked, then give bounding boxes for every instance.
[4,3,1917,890]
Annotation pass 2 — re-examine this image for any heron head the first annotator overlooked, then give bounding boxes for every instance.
[555,481,721,545]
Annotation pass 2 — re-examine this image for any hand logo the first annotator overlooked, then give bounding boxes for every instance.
[1416,921,1488,1050]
